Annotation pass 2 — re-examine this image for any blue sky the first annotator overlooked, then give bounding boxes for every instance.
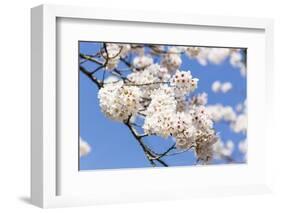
[79,42,247,170]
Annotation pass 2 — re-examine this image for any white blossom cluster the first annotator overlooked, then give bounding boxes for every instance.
[206,100,247,135]
[129,63,170,83]
[206,104,237,122]
[98,80,142,122]
[188,92,208,106]
[170,70,199,96]
[143,85,177,138]
[213,138,246,162]
[194,130,218,162]
[238,139,247,161]
[206,100,247,161]
[213,139,234,159]
[102,44,246,77]
[161,47,182,72]
[142,84,217,162]
[231,114,247,134]
[133,55,153,70]
[185,47,229,65]
[102,43,131,70]
[80,138,91,157]
[212,81,233,93]
[127,63,171,98]
[231,100,247,134]
[230,51,247,77]
[170,112,196,150]
[185,47,246,76]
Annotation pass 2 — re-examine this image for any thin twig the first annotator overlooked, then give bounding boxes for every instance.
[155,144,176,159]
[126,81,169,87]
[80,66,101,89]
[79,53,103,65]
[124,118,169,167]
[123,120,156,166]
[90,65,104,75]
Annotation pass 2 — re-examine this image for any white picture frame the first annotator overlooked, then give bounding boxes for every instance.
[31,4,274,208]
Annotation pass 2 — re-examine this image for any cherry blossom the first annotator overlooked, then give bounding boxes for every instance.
[186,47,246,77]
[211,81,233,93]
[213,140,234,160]
[231,114,247,134]
[170,70,198,96]
[143,85,177,138]
[80,42,247,166]
[102,43,131,70]
[133,55,153,70]
[206,104,237,122]
[161,47,182,72]
[80,138,91,157]
[98,80,142,122]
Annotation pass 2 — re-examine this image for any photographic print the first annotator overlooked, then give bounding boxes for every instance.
[79,42,247,170]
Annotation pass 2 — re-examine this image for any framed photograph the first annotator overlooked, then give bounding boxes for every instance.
[31,4,274,208]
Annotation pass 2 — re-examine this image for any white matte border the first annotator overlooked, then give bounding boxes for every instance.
[31,4,274,208]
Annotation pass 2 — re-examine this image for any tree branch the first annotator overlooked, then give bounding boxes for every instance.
[80,66,102,89]
[124,119,168,167]
[79,53,103,65]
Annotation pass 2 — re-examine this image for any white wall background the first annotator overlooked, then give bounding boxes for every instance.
[0,0,280,212]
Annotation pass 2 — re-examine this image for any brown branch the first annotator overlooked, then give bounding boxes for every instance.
[155,144,176,159]
[102,43,124,60]
[120,57,134,70]
[126,81,169,87]
[79,53,103,65]
[124,119,168,167]
[147,44,185,55]
[80,66,101,89]
[165,147,193,157]
[90,65,104,75]
[123,120,156,166]
[102,43,109,68]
